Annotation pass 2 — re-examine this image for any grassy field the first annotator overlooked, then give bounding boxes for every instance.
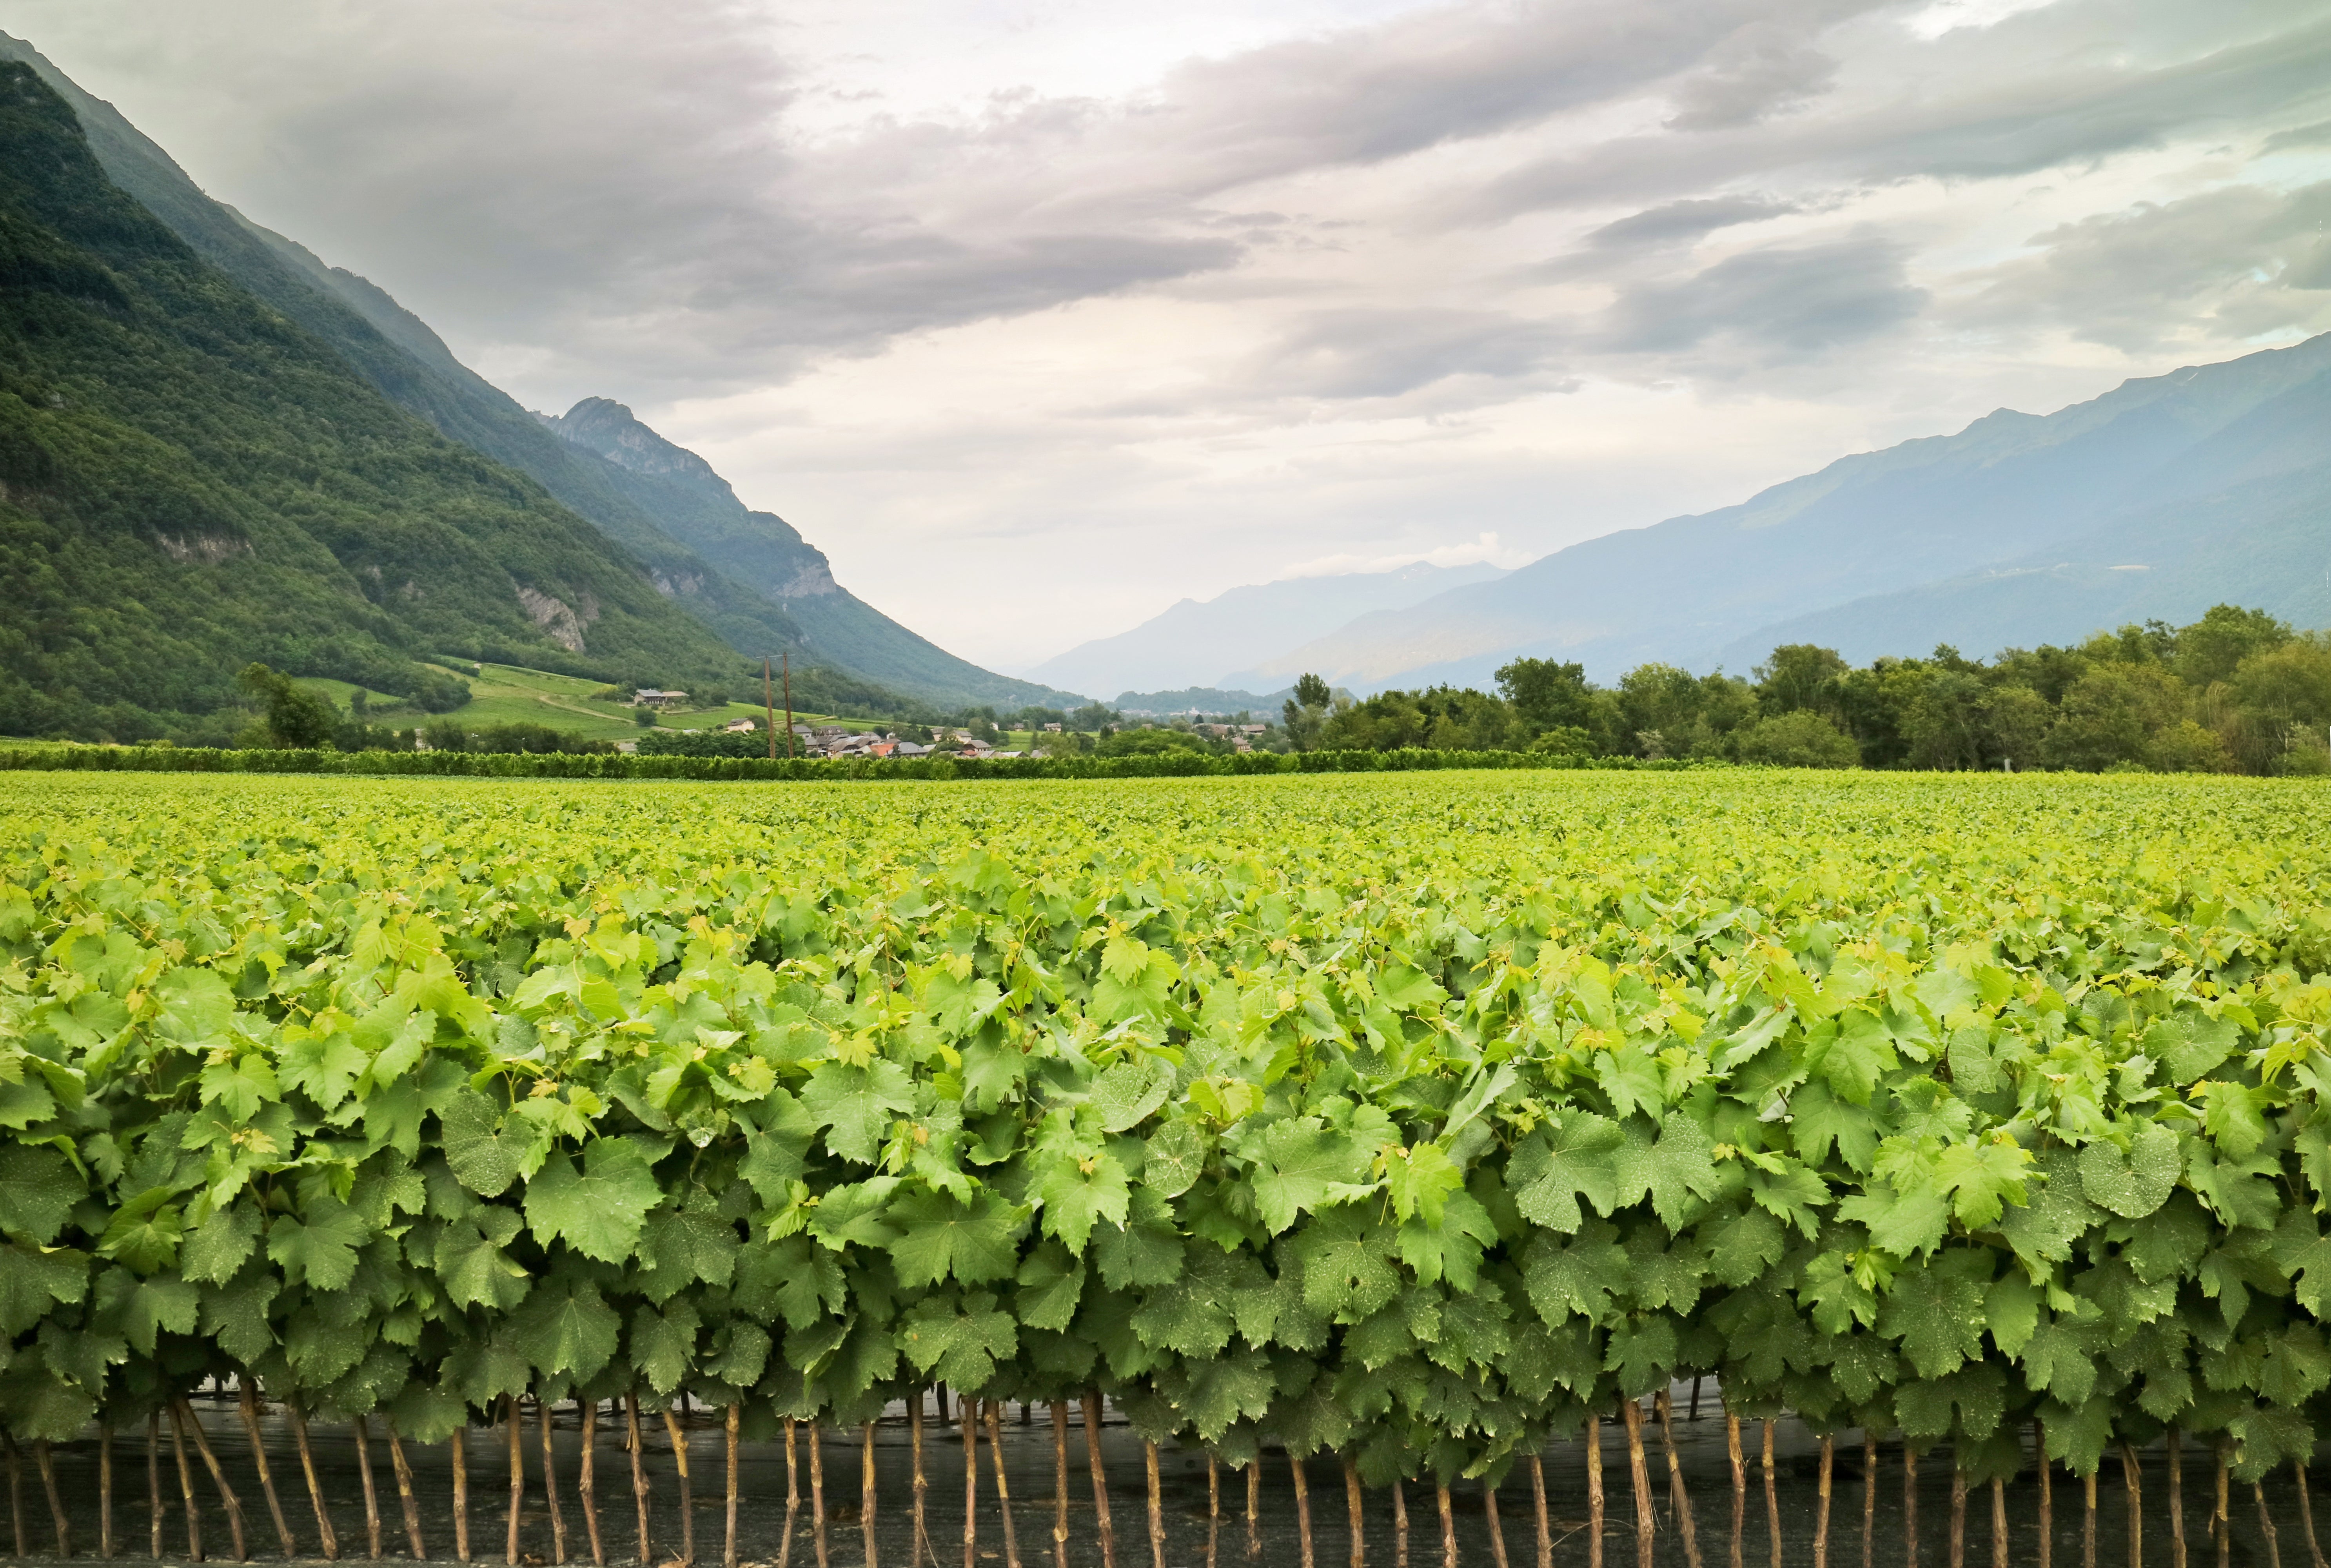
[330,660,904,739]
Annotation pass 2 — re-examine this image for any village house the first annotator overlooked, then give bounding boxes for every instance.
[632,689,689,709]
[719,717,757,733]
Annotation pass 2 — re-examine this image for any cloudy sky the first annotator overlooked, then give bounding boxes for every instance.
[6,0,2328,671]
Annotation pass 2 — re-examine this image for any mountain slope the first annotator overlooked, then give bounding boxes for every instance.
[1238,333,2331,689]
[0,31,830,669]
[540,398,1089,710]
[1026,560,1507,697]
[0,60,757,739]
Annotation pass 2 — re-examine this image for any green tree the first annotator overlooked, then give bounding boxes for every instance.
[2176,605,2291,688]
[1732,710,1859,768]
[2041,664,2183,771]
[1752,644,1849,717]
[236,664,339,749]
[1494,658,1592,732]
[1282,673,1333,751]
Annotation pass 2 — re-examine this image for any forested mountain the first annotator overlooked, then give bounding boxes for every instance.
[1024,559,1505,697]
[539,398,1084,710]
[0,30,1075,714]
[1229,334,2331,690]
[0,61,776,741]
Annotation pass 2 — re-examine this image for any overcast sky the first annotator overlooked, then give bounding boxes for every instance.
[6,0,2328,671]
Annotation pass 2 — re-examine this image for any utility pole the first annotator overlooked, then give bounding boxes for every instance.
[764,657,777,761]
[782,653,795,759]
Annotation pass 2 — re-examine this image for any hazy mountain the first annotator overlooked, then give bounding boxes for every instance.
[539,399,1086,710]
[1236,332,2331,690]
[0,60,752,737]
[0,30,1070,715]
[1026,560,1507,697]
[1111,686,1298,715]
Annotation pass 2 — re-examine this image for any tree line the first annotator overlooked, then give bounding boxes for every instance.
[1278,605,2331,774]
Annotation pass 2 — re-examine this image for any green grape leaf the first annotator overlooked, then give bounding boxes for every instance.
[1141,1119,1208,1200]
[1031,1149,1129,1252]
[2078,1120,2180,1219]
[900,1292,1018,1388]
[1603,1315,1679,1398]
[1704,1205,1787,1289]
[435,1206,532,1312]
[637,1192,741,1298]
[801,1061,917,1165]
[1985,1273,2042,1359]
[1999,1149,2099,1268]
[182,1199,263,1287]
[1094,1186,1182,1290]
[97,1269,198,1356]
[0,1145,81,1245]
[2021,1315,2106,1408]
[1608,1113,1722,1227]
[1879,1258,1990,1380]
[1935,1138,2033,1228]
[2258,1326,2331,1407]
[445,1333,532,1408]
[1170,1344,1276,1443]
[1520,1222,1629,1325]
[197,1053,279,1123]
[278,1030,370,1111]
[2230,1402,2316,1483]
[630,1300,701,1395]
[807,1178,902,1251]
[1014,1240,1088,1333]
[2147,1012,2239,1085]
[702,1320,773,1391]
[737,1091,818,1203]
[525,1138,664,1263]
[97,1190,183,1274]
[267,1197,370,1290]
[438,1090,528,1197]
[1293,1208,1401,1324]
[1090,1059,1173,1132]
[0,1362,97,1443]
[0,1243,87,1338]
[735,1234,847,1331]
[198,1268,280,1366]
[1507,1112,1621,1234]
[1841,1184,1951,1259]
[888,1189,1024,1289]
[151,967,235,1043]
[1790,1081,1880,1173]
[1131,1248,1239,1358]
[508,1275,621,1380]
[1246,1118,1367,1236]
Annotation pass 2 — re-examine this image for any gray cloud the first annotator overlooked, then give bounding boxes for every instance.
[1663,22,1839,131]
[1474,7,2331,218]
[1954,181,2331,350]
[1586,195,1804,248]
[1255,308,1567,399]
[1598,235,1927,359]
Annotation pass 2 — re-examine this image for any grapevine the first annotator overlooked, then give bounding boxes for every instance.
[3,769,2329,1561]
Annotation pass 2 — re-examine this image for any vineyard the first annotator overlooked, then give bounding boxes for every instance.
[3,769,2330,1566]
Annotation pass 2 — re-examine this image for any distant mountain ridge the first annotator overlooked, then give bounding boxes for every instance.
[1232,334,2331,690]
[0,29,1076,714]
[1025,560,1506,697]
